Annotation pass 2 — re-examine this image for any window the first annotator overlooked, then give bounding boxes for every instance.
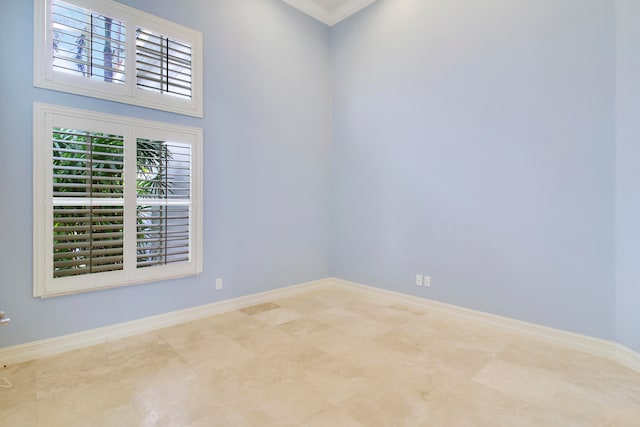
[33,103,203,298]
[136,28,192,99]
[34,0,203,117]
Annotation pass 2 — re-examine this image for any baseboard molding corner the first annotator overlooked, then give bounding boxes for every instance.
[615,344,640,373]
[330,278,638,371]
[0,277,331,366]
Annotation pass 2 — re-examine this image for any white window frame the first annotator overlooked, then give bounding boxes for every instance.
[33,102,203,298]
[34,0,204,117]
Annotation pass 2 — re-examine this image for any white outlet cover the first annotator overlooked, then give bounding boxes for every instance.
[416,274,423,287]
[215,278,223,290]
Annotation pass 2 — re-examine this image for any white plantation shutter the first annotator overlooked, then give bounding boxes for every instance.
[52,129,125,278]
[35,0,203,117]
[34,104,203,298]
[52,0,126,83]
[136,28,193,99]
[136,139,192,268]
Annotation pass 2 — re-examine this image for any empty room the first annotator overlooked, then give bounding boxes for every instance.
[1,0,639,425]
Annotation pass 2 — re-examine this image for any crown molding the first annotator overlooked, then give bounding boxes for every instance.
[281,0,377,26]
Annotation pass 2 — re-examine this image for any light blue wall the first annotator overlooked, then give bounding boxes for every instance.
[0,0,332,347]
[1,0,634,351]
[615,0,640,353]
[329,0,617,340]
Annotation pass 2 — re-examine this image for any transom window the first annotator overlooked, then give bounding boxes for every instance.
[52,0,126,84]
[35,0,203,117]
[34,103,203,298]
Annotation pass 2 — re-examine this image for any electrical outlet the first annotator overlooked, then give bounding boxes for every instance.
[423,276,431,287]
[416,274,423,287]
[215,278,223,290]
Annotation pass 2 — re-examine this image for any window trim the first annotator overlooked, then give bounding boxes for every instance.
[33,102,203,298]
[34,0,204,118]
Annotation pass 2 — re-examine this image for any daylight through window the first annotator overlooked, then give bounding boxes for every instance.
[34,104,203,298]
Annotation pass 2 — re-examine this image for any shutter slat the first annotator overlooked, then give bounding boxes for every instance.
[135,27,192,99]
[54,231,124,242]
[54,247,125,260]
[52,0,126,84]
[52,126,126,279]
[135,138,192,269]
[54,240,124,250]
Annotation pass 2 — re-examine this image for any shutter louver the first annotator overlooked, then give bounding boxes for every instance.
[52,0,126,84]
[136,139,191,268]
[52,128,125,278]
[136,28,192,99]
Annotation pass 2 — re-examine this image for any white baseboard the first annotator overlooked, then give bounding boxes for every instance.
[2,276,639,375]
[328,278,640,373]
[615,344,640,373]
[0,278,330,366]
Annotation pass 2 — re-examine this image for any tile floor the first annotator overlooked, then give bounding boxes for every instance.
[1,286,639,426]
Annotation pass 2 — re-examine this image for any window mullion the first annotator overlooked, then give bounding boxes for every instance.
[123,127,138,277]
[125,16,136,97]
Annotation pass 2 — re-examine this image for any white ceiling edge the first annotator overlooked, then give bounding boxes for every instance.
[281,0,377,26]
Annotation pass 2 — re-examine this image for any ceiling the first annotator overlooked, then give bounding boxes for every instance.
[280,0,377,26]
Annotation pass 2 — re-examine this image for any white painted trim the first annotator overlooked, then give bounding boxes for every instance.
[328,278,640,373]
[331,0,377,25]
[280,0,332,25]
[280,0,376,26]
[616,344,640,373]
[34,0,204,117]
[0,278,330,366]
[3,276,639,374]
[33,103,204,298]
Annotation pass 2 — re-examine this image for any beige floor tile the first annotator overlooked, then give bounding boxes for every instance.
[566,353,640,402]
[388,303,429,316]
[205,366,274,411]
[172,332,253,369]
[473,358,568,403]
[0,401,37,427]
[309,305,362,328]
[371,328,430,358]
[407,339,496,377]
[221,344,326,387]
[338,381,437,427]
[36,377,130,427]
[273,295,331,314]
[252,306,304,326]
[198,309,252,331]
[216,313,272,342]
[277,317,334,339]
[68,403,140,427]
[0,361,36,411]
[302,326,363,357]
[35,345,113,401]
[496,338,584,374]
[107,332,181,377]
[237,378,330,426]
[334,314,395,339]
[185,406,253,427]
[302,406,364,427]
[302,353,369,404]
[4,285,638,427]
[240,302,281,315]
[230,325,301,357]
[0,365,37,427]
[122,361,218,427]
[362,305,424,327]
